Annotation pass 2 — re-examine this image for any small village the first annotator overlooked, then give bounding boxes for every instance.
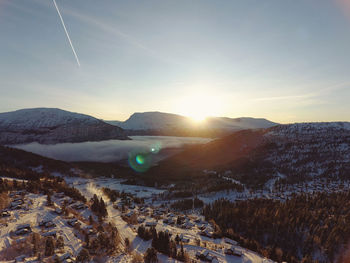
[0,177,275,263]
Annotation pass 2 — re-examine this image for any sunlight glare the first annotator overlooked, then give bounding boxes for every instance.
[177,92,222,122]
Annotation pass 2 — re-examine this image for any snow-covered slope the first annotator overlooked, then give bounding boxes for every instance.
[0,108,129,144]
[106,112,277,133]
[149,122,350,186]
[106,112,191,131]
[205,116,277,130]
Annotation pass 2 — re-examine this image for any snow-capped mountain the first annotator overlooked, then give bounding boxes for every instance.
[105,111,277,136]
[0,108,129,144]
[106,112,191,131]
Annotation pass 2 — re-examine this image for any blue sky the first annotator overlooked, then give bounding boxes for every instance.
[1,0,350,123]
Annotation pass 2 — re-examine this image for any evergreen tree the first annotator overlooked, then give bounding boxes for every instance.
[76,248,90,262]
[56,235,64,249]
[44,237,55,256]
[144,247,158,263]
[46,193,52,206]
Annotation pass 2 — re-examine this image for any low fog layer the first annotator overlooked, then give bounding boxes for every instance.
[12,136,212,163]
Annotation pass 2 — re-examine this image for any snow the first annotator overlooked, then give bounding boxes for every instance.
[62,176,274,263]
[267,122,350,137]
[0,193,82,255]
[106,112,277,131]
[0,108,100,130]
[0,108,128,144]
[65,176,165,199]
[0,175,278,262]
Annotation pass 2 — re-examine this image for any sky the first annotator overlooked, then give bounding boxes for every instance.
[0,0,350,123]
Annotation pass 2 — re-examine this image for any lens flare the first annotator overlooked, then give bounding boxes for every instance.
[135,154,145,164]
[128,141,162,172]
[150,141,161,154]
[128,150,152,172]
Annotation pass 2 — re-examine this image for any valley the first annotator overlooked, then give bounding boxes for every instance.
[0,109,350,262]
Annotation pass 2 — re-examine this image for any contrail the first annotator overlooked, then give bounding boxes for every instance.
[52,0,80,67]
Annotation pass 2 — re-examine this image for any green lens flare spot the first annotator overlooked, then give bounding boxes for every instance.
[136,154,145,164]
[128,150,152,173]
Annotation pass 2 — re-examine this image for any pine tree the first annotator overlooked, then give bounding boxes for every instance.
[76,248,90,262]
[44,237,55,256]
[177,243,185,261]
[47,193,52,206]
[175,234,180,244]
[144,247,158,263]
[99,197,108,217]
[56,235,64,249]
[84,233,90,248]
[32,232,40,256]
[89,215,94,225]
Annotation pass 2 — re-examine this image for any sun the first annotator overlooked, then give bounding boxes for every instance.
[187,112,207,122]
[176,93,222,122]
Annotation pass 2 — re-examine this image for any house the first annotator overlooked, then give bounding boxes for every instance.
[10,190,25,198]
[198,224,206,230]
[55,192,65,199]
[224,237,238,246]
[125,211,135,217]
[83,225,96,235]
[67,218,80,227]
[196,249,217,262]
[72,202,87,210]
[200,229,213,238]
[182,221,195,229]
[55,207,63,215]
[61,197,74,205]
[179,234,190,243]
[224,246,242,257]
[53,252,75,263]
[15,224,32,235]
[232,249,243,257]
[14,255,26,262]
[1,210,11,217]
[137,217,145,224]
[39,219,56,228]
[42,230,57,238]
[194,218,202,223]
[145,221,157,227]
[167,218,176,225]
[10,199,24,210]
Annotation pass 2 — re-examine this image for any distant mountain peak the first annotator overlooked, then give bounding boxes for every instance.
[0,108,129,144]
[105,111,278,135]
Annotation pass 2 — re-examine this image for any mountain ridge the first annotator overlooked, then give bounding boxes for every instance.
[0,108,129,144]
[105,111,278,137]
[144,122,350,186]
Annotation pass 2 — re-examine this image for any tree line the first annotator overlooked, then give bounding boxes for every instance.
[203,192,350,262]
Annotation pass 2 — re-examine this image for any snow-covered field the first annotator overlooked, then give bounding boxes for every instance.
[65,176,165,199]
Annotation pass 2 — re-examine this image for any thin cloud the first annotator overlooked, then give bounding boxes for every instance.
[252,94,314,102]
[252,82,350,102]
